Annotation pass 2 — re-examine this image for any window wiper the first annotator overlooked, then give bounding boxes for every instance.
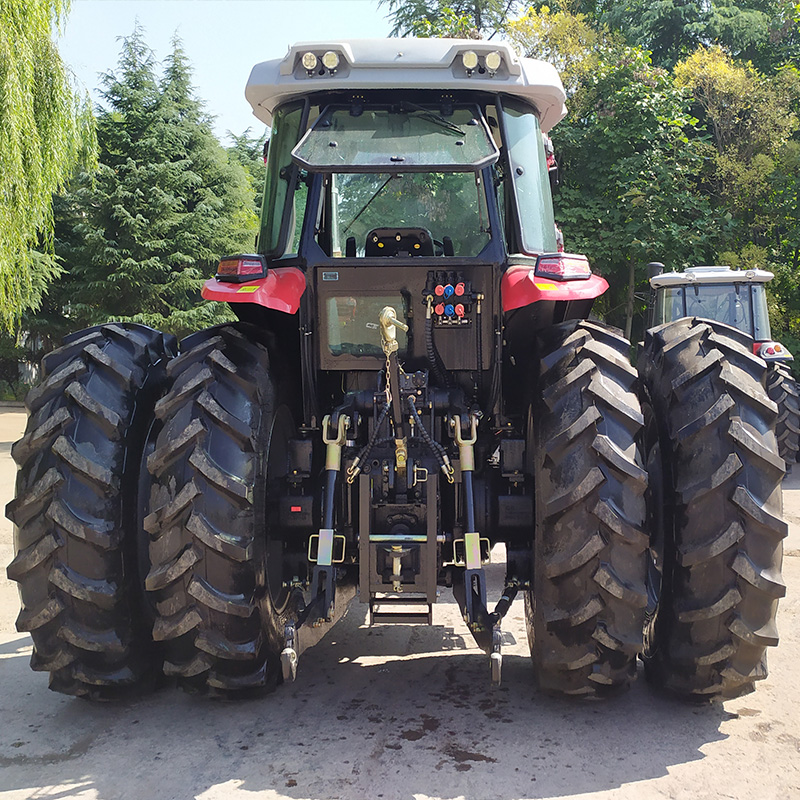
[399,101,465,137]
[342,174,395,235]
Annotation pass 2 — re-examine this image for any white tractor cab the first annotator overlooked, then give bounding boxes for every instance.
[648,263,793,364]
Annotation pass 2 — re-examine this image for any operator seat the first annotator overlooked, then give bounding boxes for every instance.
[365,228,434,257]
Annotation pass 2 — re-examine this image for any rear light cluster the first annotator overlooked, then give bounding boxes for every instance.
[216,254,267,283]
[535,253,592,281]
[757,341,792,360]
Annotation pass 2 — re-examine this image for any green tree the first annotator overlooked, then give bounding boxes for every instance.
[555,47,719,338]
[505,5,620,94]
[379,0,521,38]
[227,128,269,214]
[0,0,95,330]
[569,0,790,69]
[674,47,798,246]
[36,29,258,344]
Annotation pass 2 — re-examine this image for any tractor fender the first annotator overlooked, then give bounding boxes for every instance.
[202,267,306,314]
[501,265,608,312]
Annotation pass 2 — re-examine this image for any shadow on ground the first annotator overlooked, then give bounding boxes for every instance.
[0,597,732,800]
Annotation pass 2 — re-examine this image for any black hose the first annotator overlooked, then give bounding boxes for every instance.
[488,320,502,419]
[425,313,450,389]
[407,396,449,469]
[351,402,389,470]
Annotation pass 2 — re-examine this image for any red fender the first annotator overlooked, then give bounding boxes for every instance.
[501,266,608,312]
[202,267,306,314]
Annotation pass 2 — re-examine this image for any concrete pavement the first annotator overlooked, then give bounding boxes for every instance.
[1,410,799,800]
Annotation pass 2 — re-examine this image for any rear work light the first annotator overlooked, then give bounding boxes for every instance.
[535,253,592,281]
[216,254,267,283]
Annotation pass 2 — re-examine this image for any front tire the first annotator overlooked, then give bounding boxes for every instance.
[144,324,291,693]
[526,320,648,696]
[6,324,175,698]
[639,319,786,698]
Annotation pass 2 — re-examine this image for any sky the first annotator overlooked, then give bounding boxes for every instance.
[58,0,392,142]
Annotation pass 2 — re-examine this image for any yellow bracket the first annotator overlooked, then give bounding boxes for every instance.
[453,415,478,446]
[452,415,479,472]
[322,414,350,472]
[308,530,347,566]
[452,535,491,568]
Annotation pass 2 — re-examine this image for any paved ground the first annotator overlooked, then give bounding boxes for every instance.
[1,408,799,800]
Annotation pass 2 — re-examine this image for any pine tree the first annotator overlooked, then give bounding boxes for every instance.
[37,28,258,343]
[227,128,268,215]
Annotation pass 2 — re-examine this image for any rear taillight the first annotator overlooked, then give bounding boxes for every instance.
[757,341,793,360]
[216,254,267,283]
[535,253,591,281]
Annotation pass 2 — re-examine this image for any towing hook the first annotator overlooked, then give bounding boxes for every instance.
[379,305,408,356]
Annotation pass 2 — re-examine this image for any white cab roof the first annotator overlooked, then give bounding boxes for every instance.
[246,39,567,132]
[650,265,774,288]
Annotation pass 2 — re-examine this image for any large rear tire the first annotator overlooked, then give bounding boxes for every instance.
[766,362,799,465]
[144,324,292,694]
[6,324,175,698]
[639,319,786,698]
[526,320,648,696]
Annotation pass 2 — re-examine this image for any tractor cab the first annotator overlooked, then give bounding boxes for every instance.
[649,264,793,363]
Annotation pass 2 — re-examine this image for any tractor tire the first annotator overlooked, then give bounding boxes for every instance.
[6,324,176,698]
[144,323,291,694]
[766,362,799,465]
[526,320,648,696]
[639,318,786,699]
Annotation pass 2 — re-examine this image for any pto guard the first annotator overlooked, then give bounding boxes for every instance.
[202,267,306,314]
[501,265,608,312]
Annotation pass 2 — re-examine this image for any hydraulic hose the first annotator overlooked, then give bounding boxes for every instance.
[407,396,450,471]
[346,402,389,484]
[425,309,450,389]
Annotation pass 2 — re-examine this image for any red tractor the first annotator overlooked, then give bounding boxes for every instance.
[7,40,786,701]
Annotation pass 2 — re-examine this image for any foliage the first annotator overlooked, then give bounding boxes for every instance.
[578,0,778,68]
[38,29,256,344]
[555,48,719,337]
[505,5,619,93]
[227,128,269,214]
[675,47,799,247]
[674,47,796,156]
[0,0,96,331]
[379,0,522,38]
[0,332,29,400]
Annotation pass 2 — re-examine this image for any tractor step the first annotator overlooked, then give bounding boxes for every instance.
[369,596,433,625]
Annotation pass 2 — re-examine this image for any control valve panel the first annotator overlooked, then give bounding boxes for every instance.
[423,271,479,326]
